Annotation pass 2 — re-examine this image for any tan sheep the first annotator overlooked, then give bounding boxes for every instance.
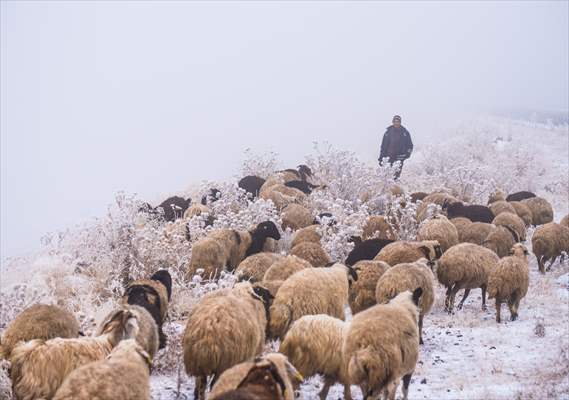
[416,192,458,221]
[279,315,352,400]
[362,216,396,240]
[260,184,306,210]
[487,189,506,204]
[489,200,516,217]
[461,222,495,245]
[184,203,211,219]
[263,255,312,282]
[209,353,303,400]
[437,243,499,312]
[492,212,526,241]
[289,242,331,268]
[375,259,435,344]
[281,204,313,231]
[532,222,569,273]
[483,225,519,258]
[235,252,284,282]
[522,196,554,225]
[8,307,146,400]
[348,260,390,315]
[487,244,530,323]
[186,221,281,280]
[450,217,473,242]
[268,264,357,340]
[0,304,80,360]
[183,282,272,400]
[560,214,569,228]
[417,214,459,253]
[373,240,442,266]
[290,225,322,248]
[52,339,151,400]
[508,201,533,227]
[343,289,422,400]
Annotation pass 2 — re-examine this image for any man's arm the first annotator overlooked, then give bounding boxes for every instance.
[404,128,413,159]
[379,130,390,162]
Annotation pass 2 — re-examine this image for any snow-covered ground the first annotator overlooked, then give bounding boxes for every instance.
[1,116,568,399]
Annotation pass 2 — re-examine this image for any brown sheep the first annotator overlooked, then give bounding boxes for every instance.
[461,222,495,245]
[263,255,312,282]
[235,253,284,282]
[487,244,530,323]
[489,201,517,217]
[522,197,554,225]
[52,339,151,400]
[281,204,313,231]
[492,212,526,241]
[374,240,442,266]
[362,216,396,240]
[0,304,80,360]
[483,225,519,258]
[450,217,473,242]
[508,201,533,227]
[437,243,499,312]
[375,259,435,344]
[289,242,331,268]
[209,353,303,400]
[183,282,272,400]
[417,215,459,252]
[348,260,390,315]
[290,225,322,248]
[343,289,422,400]
[560,214,569,228]
[532,222,569,273]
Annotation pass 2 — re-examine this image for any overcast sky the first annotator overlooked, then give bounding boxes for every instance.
[1,1,568,259]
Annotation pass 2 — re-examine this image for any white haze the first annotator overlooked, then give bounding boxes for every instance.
[1,1,568,259]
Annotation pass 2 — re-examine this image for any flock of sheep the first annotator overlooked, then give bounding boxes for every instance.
[1,163,569,400]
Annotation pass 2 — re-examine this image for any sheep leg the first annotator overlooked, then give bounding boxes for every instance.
[194,376,206,400]
[495,299,502,323]
[319,377,334,400]
[385,378,399,400]
[419,314,424,344]
[481,284,488,311]
[547,256,558,271]
[444,286,452,312]
[447,284,460,313]
[538,256,546,274]
[343,384,353,400]
[401,373,413,400]
[457,289,471,310]
[508,293,519,321]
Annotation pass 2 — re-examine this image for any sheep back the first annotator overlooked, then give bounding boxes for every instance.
[487,253,529,301]
[0,304,80,360]
[374,240,441,266]
[522,197,554,225]
[492,212,526,241]
[437,243,499,289]
[349,260,390,314]
[263,255,312,282]
[290,225,322,248]
[281,204,313,231]
[483,226,518,258]
[489,201,517,217]
[450,217,473,242]
[461,222,495,245]
[235,253,284,282]
[508,201,533,227]
[362,216,396,240]
[289,242,331,268]
[417,215,459,252]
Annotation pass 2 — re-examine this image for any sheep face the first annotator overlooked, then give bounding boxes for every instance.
[256,221,281,241]
[508,244,529,257]
[151,269,172,300]
[297,164,312,180]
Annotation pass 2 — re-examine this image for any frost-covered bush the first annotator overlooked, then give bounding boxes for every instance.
[240,148,282,179]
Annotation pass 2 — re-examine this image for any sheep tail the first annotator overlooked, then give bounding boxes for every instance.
[268,304,292,340]
[348,347,390,391]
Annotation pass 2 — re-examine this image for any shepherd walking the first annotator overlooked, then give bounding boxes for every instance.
[379,115,413,180]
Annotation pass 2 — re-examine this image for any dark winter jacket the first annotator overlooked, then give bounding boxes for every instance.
[379,125,413,163]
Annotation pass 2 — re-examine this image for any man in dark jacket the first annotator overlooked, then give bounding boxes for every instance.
[379,115,413,179]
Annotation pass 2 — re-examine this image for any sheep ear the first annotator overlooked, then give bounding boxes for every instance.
[122,312,139,340]
[285,359,304,385]
[252,286,274,304]
[435,245,443,259]
[412,288,423,306]
[348,266,358,282]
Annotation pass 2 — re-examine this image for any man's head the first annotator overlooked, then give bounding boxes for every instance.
[392,115,402,128]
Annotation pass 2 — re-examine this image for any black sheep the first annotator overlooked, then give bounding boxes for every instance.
[506,191,536,202]
[284,180,319,194]
[345,237,395,266]
[238,175,266,198]
[157,196,192,222]
[444,201,494,223]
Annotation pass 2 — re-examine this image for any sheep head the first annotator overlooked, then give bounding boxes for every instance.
[508,243,529,258]
[98,308,139,346]
[151,269,172,301]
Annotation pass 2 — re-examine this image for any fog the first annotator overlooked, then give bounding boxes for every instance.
[1,1,568,259]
